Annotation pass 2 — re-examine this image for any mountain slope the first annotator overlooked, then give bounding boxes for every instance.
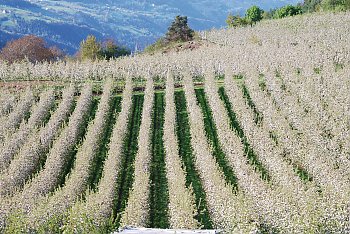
[0,0,299,53]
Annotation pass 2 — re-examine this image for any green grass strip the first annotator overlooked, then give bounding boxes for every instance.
[89,96,122,190]
[243,84,313,183]
[114,94,144,228]
[149,93,170,228]
[241,84,263,125]
[218,87,271,182]
[174,91,213,229]
[292,162,313,182]
[34,98,77,183]
[60,96,99,187]
[195,89,238,191]
[39,93,59,127]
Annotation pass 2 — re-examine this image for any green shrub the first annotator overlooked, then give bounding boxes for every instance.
[226,14,250,28]
[246,6,264,25]
[273,5,303,18]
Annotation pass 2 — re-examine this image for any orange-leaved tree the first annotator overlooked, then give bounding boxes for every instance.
[0,35,64,63]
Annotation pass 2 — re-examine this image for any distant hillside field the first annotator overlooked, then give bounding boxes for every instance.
[0,12,350,233]
[0,0,299,53]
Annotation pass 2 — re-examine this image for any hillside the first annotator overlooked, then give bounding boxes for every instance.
[0,11,350,233]
[0,0,299,53]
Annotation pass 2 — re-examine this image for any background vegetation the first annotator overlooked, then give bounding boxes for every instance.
[226,0,350,28]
